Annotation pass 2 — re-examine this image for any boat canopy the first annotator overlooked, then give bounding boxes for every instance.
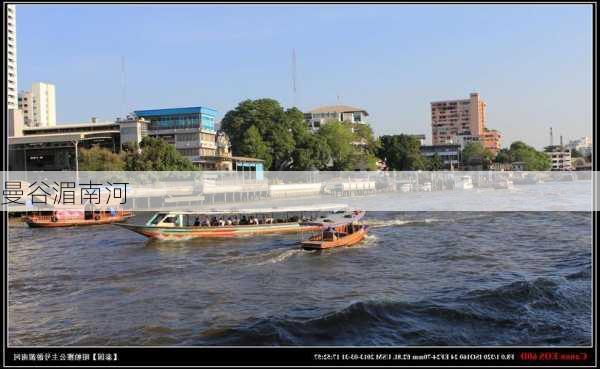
[159,204,349,215]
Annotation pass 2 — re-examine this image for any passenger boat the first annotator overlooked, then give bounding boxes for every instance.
[301,222,369,250]
[116,204,363,240]
[23,208,133,228]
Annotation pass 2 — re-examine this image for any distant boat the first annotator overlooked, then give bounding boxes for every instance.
[493,178,515,190]
[116,204,363,240]
[419,182,432,192]
[455,176,474,190]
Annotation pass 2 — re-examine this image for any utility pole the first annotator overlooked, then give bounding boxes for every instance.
[121,55,127,118]
[292,49,297,107]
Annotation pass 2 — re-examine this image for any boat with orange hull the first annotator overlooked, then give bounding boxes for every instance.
[24,210,133,228]
[116,205,362,241]
[301,223,369,250]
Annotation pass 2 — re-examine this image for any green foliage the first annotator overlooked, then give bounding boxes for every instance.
[377,135,426,170]
[571,149,582,158]
[508,141,551,170]
[124,136,197,171]
[316,121,357,170]
[427,153,443,171]
[239,125,272,169]
[461,142,494,169]
[494,148,512,163]
[78,145,125,171]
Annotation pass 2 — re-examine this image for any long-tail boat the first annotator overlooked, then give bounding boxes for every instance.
[116,204,363,240]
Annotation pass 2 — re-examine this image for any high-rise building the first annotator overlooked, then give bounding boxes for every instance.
[430,92,501,155]
[431,92,486,145]
[18,82,57,127]
[7,4,17,109]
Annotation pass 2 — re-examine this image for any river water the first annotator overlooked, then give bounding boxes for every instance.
[8,211,592,346]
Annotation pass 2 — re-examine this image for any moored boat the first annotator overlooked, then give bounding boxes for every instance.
[116,204,363,240]
[24,208,133,228]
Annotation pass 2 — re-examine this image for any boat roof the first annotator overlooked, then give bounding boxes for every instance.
[157,204,349,215]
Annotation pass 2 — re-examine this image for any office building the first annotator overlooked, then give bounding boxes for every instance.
[7,4,17,109]
[18,82,57,127]
[133,106,218,168]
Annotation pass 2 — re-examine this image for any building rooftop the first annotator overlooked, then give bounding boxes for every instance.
[308,105,369,115]
[134,106,218,116]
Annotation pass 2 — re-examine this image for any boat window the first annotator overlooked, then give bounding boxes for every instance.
[149,213,167,225]
[163,216,177,224]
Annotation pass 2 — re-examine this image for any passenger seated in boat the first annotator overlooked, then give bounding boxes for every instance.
[323,227,337,241]
[193,217,201,226]
[162,216,177,228]
[218,218,225,227]
[226,218,233,226]
[202,218,211,227]
[211,217,218,226]
[252,217,259,225]
[240,216,248,225]
[232,216,239,225]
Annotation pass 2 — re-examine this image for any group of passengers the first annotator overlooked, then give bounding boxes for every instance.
[193,215,289,227]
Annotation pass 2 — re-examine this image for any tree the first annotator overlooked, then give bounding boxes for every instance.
[377,135,426,170]
[427,153,443,171]
[462,142,493,169]
[78,145,125,171]
[221,99,321,170]
[571,149,582,158]
[508,141,551,170]
[239,125,272,169]
[495,148,512,163]
[124,136,197,171]
[317,121,357,170]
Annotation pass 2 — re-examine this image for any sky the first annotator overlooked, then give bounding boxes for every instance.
[15,4,592,149]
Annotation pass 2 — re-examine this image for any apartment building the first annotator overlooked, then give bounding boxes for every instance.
[546,146,572,171]
[431,92,485,145]
[18,82,57,127]
[304,105,369,131]
[7,4,17,109]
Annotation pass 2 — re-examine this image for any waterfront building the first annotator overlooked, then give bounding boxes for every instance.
[9,120,124,171]
[420,144,461,170]
[133,106,218,168]
[6,4,17,109]
[546,146,572,171]
[304,105,369,132]
[18,82,57,128]
[431,92,501,154]
[566,136,593,157]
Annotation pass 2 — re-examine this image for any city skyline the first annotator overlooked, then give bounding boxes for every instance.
[15,4,592,149]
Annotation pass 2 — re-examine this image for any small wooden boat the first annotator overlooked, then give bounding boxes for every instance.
[116,205,362,240]
[23,209,133,228]
[301,223,369,250]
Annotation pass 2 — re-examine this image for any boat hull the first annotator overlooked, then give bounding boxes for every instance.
[116,222,322,240]
[301,226,368,250]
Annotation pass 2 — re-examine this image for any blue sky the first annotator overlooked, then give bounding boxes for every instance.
[16,4,592,148]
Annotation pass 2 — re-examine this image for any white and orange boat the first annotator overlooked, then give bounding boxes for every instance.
[300,218,368,250]
[116,204,363,241]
